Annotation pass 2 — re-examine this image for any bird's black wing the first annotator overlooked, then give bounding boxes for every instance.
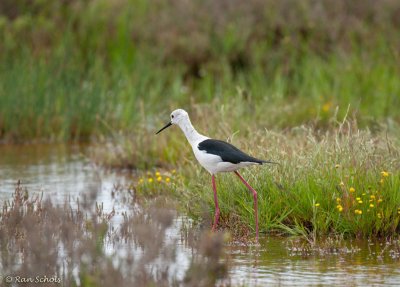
[198,139,266,164]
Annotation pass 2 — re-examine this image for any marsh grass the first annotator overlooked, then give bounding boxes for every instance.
[115,104,400,239]
[1,48,399,143]
[185,120,400,239]
[1,0,400,142]
[0,181,230,286]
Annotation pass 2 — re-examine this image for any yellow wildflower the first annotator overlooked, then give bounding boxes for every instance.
[358,200,363,204]
[336,198,341,203]
[338,206,343,212]
[354,209,362,215]
[381,171,389,177]
[148,178,153,183]
[377,213,382,219]
[369,204,374,208]
[138,178,144,184]
[157,176,162,182]
[349,187,355,193]
[315,203,320,207]
[172,169,176,174]
[370,195,375,199]
[378,199,383,203]
[356,197,361,201]
[322,101,332,112]
[155,171,161,177]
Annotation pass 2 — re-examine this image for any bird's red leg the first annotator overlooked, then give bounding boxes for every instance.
[211,175,220,231]
[234,171,259,241]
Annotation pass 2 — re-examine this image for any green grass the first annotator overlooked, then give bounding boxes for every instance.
[1,0,400,142]
[131,116,400,239]
[185,122,400,239]
[1,47,399,142]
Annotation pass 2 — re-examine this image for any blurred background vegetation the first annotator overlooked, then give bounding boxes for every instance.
[0,0,399,142]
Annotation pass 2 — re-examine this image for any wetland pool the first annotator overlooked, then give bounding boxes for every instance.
[0,144,399,286]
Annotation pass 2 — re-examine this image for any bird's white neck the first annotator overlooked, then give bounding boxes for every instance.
[177,118,208,146]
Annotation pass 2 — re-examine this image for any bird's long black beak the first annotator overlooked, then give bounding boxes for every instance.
[156,121,172,134]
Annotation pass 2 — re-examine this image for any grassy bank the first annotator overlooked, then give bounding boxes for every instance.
[182,123,400,239]
[120,106,400,239]
[1,0,400,142]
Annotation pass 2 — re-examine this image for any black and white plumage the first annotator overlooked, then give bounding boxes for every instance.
[156,108,276,241]
[199,139,273,164]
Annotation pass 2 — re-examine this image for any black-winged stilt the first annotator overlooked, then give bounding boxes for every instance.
[156,109,275,240]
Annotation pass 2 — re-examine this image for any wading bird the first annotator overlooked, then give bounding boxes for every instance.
[156,109,276,241]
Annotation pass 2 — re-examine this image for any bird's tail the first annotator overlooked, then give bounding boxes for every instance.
[260,159,280,165]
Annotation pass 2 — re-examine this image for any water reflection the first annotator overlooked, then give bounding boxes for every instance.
[228,237,400,286]
[0,144,122,208]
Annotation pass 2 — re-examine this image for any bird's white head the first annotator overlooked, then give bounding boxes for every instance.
[170,109,189,125]
[156,108,190,134]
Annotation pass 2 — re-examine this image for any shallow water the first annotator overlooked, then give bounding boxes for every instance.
[1,144,399,286]
[0,144,123,209]
[227,238,400,286]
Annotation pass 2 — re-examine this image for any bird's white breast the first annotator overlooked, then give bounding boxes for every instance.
[192,147,221,174]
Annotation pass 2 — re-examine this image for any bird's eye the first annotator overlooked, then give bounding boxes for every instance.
[171,115,174,119]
